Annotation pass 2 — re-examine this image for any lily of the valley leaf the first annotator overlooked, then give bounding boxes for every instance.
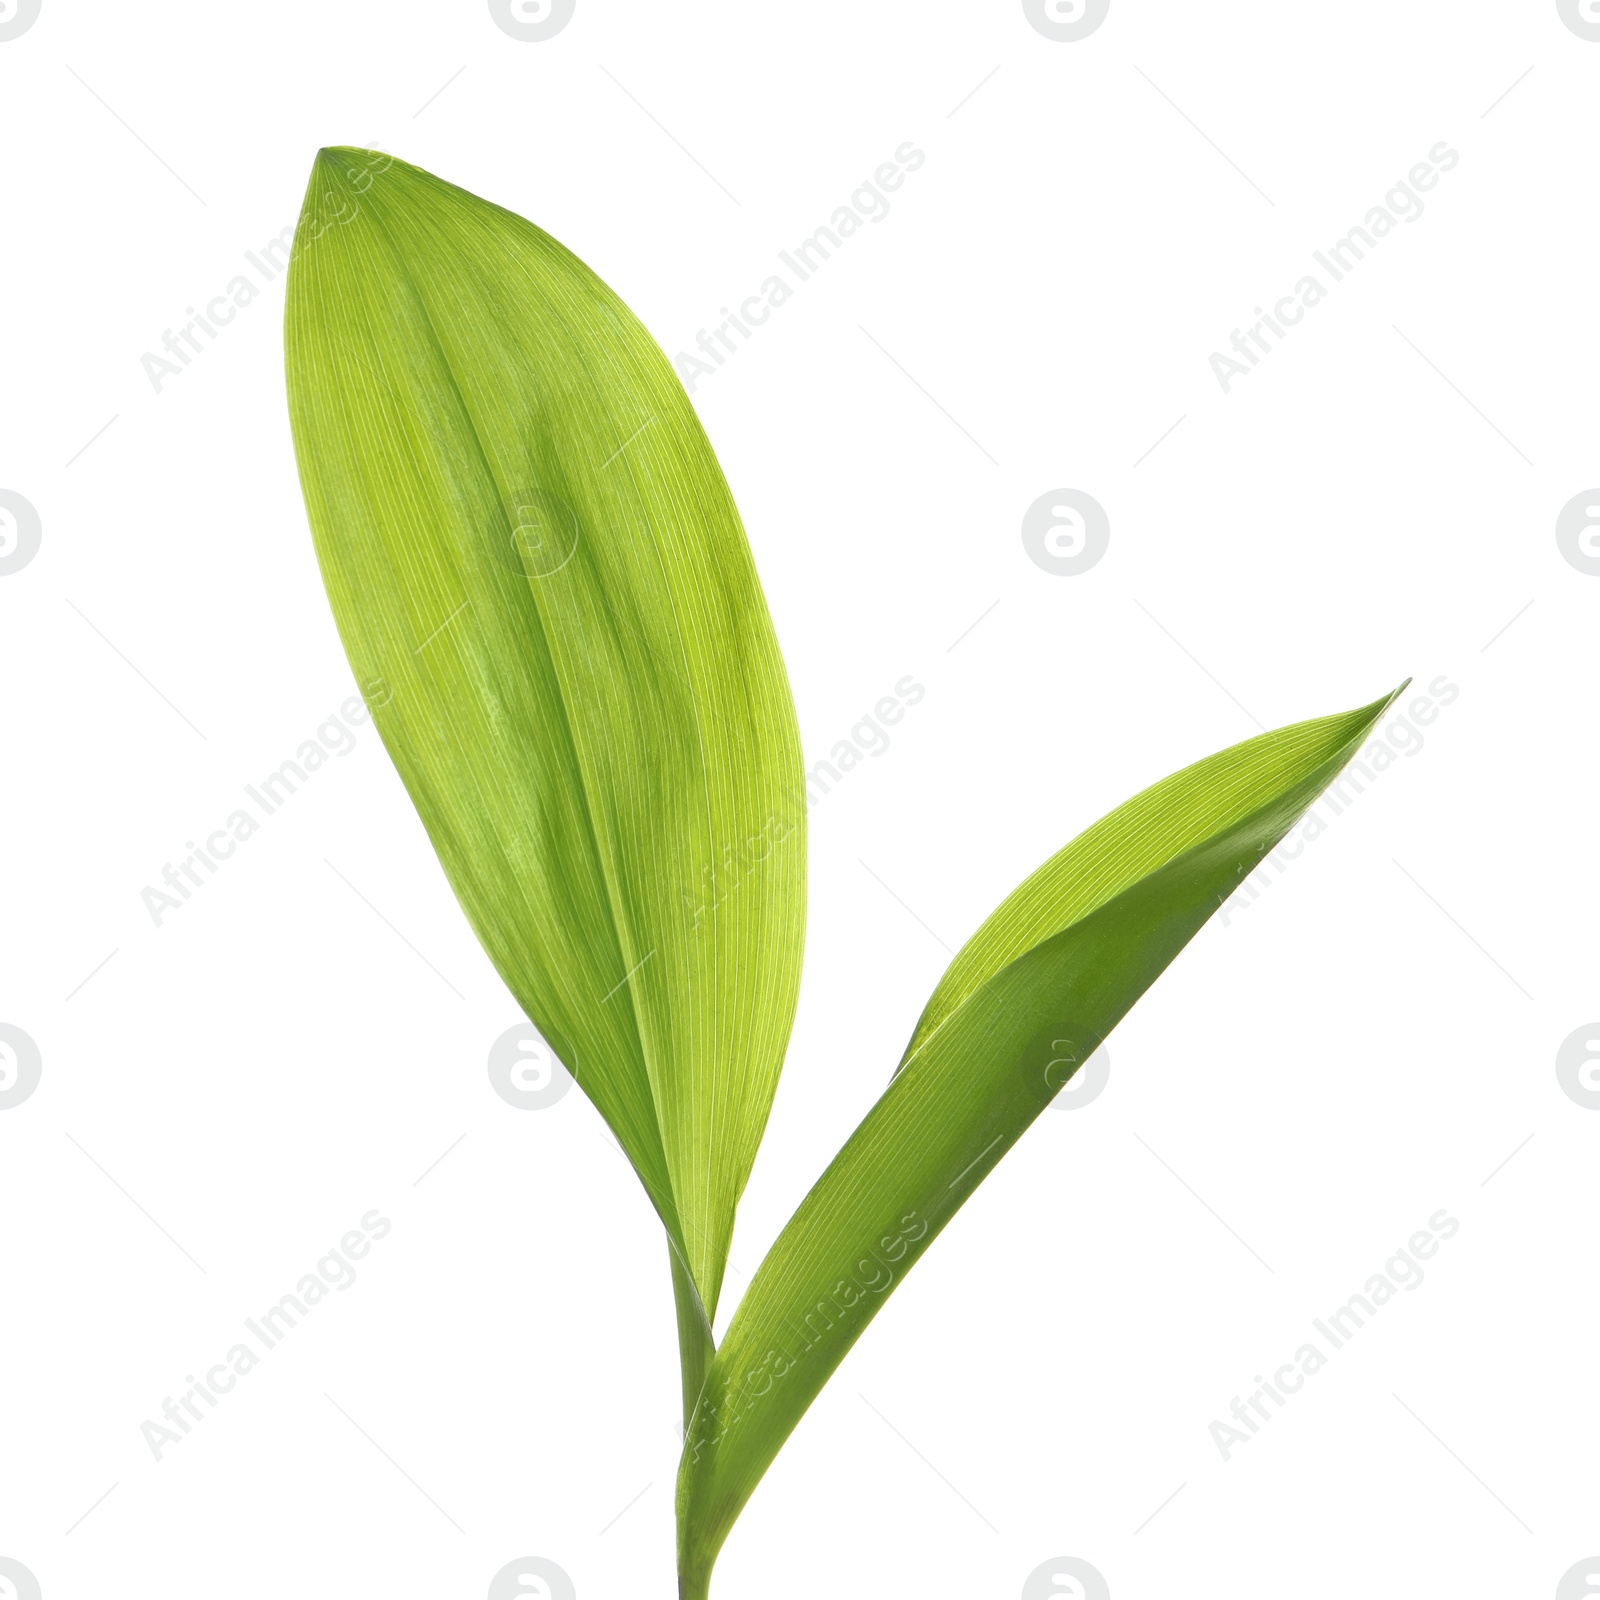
[285,149,807,1368]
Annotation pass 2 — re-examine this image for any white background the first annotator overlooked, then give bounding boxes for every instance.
[2,2,1596,1597]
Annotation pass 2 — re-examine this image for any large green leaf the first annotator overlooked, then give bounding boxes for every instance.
[675,686,1402,1591]
[284,149,806,1328]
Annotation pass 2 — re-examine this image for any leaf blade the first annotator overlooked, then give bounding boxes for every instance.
[285,149,806,1316]
[676,686,1403,1583]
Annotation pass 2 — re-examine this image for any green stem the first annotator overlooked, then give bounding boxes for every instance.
[668,1243,715,1437]
[670,1245,717,1597]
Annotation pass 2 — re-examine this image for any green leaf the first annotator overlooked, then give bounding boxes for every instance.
[675,686,1403,1590]
[284,149,806,1329]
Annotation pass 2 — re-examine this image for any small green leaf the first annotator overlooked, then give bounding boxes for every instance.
[284,149,806,1330]
[675,686,1403,1588]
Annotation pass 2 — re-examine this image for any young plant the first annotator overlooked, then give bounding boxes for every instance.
[284,148,1400,1597]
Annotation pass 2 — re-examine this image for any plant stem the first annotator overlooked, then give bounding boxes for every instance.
[670,1247,717,1596]
[669,1243,716,1435]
